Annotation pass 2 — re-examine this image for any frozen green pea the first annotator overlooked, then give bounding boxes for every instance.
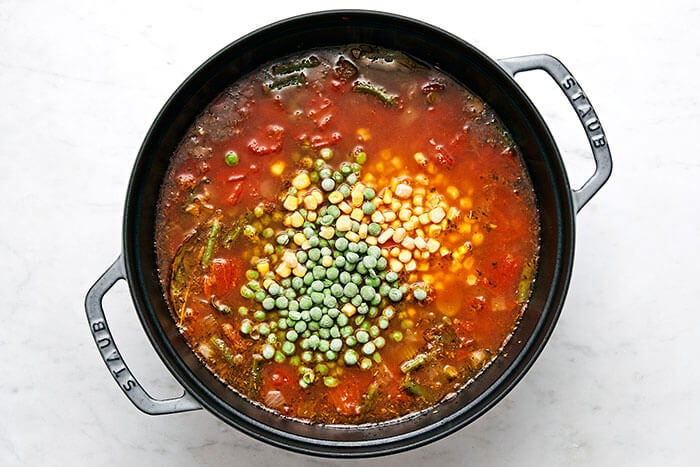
[360,358,373,370]
[294,320,307,333]
[346,252,360,264]
[360,285,376,302]
[319,147,334,160]
[224,150,239,166]
[351,295,363,307]
[299,296,313,310]
[378,316,390,329]
[309,307,323,321]
[254,290,266,302]
[330,283,344,297]
[255,310,268,321]
[362,256,377,270]
[282,341,295,355]
[286,330,299,342]
[275,296,289,309]
[262,297,275,311]
[368,223,381,236]
[262,344,275,359]
[356,330,370,344]
[413,288,428,301]
[325,350,337,361]
[343,283,359,298]
[319,315,334,328]
[326,267,339,281]
[336,313,349,327]
[361,342,376,355]
[388,288,403,302]
[327,205,340,218]
[310,292,324,304]
[240,320,253,334]
[344,349,359,365]
[362,201,376,215]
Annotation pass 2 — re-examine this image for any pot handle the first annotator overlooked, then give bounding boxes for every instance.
[85,256,201,415]
[498,54,612,213]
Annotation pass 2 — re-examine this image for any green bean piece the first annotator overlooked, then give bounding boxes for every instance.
[271,56,321,75]
[210,336,238,367]
[201,219,221,267]
[400,353,429,373]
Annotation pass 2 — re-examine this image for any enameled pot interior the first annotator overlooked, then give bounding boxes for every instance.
[123,11,574,456]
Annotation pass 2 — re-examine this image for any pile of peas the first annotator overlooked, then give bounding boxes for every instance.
[236,148,428,388]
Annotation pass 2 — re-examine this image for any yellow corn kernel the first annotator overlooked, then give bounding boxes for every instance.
[460,197,473,210]
[449,262,462,273]
[446,186,459,200]
[339,201,352,214]
[341,303,357,317]
[328,191,343,204]
[412,195,424,207]
[270,160,286,176]
[414,236,427,250]
[391,220,401,229]
[428,224,442,238]
[356,128,371,141]
[463,257,475,270]
[393,227,407,243]
[351,189,364,207]
[321,255,334,267]
[383,210,397,223]
[293,264,307,277]
[418,213,430,225]
[390,259,404,272]
[256,259,270,275]
[275,262,291,278]
[358,223,368,239]
[466,274,478,286]
[472,232,484,246]
[345,231,360,242]
[382,189,393,204]
[413,152,428,166]
[447,207,460,221]
[371,210,385,223]
[336,215,352,232]
[304,195,318,211]
[283,195,298,211]
[439,246,451,257]
[350,208,364,221]
[366,236,378,246]
[319,226,335,239]
[459,223,472,234]
[390,199,402,212]
[417,261,430,271]
[426,238,440,253]
[415,174,429,186]
[389,247,400,257]
[378,228,394,244]
[289,211,305,228]
[293,232,306,245]
[401,236,415,249]
[398,250,412,263]
[414,206,424,215]
[398,208,412,221]
[391,156,402,169]
[292,172,311,190]
[405,259,417,272]
[429,207,446,223]
[306,211,317,222]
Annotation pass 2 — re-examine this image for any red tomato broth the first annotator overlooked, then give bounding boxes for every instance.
[155,46,540,424]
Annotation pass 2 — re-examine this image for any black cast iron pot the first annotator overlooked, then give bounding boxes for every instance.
[85,10,611,458]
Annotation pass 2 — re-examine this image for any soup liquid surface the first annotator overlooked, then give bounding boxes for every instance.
[156,46,539,424]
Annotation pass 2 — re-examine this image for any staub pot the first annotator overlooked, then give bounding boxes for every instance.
[86,10,611,457]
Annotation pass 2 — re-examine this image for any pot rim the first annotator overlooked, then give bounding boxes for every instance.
[120,9,577,457]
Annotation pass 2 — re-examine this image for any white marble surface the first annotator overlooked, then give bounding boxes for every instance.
[2,0,698,465]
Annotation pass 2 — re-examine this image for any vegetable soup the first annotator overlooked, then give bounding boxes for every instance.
[155,45,540,424]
